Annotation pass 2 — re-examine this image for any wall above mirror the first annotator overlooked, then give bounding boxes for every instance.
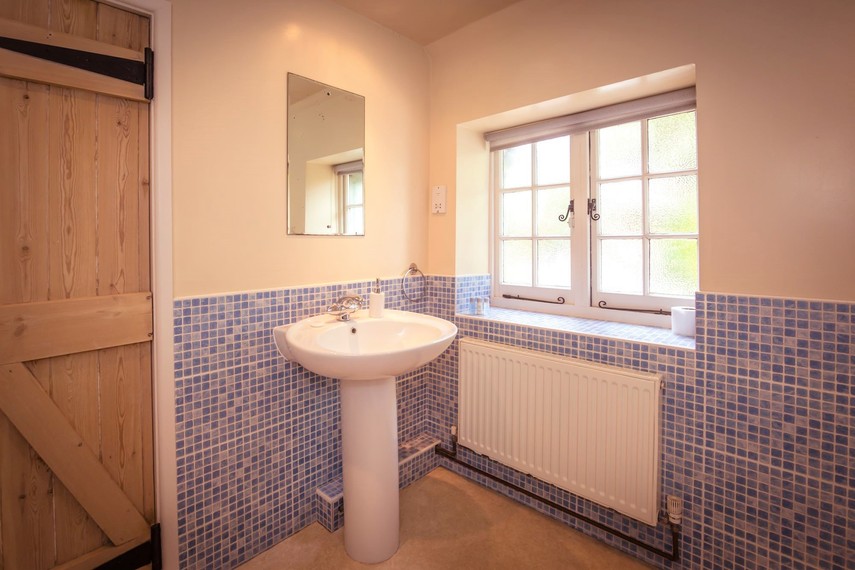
[287,73,365,236]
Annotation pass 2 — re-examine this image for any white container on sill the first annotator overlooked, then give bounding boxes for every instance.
[671,306,696,337]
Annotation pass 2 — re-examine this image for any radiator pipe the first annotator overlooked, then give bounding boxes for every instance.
[435,441,680,563]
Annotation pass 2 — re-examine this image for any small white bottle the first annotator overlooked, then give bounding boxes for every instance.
[369,278,385,318]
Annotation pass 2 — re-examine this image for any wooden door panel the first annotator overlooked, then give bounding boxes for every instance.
[0,78,50,305]
[0,0,49,28]
[0,1,155,567]
[51,353,107,562]
[46,72,106,564]
[49,86,98,300]
[100,344,148,515]
[0,294,154,363]
[0,363,150,545]
[97,2,151,53]
[0,418,56,569]
[93,5,155,529]
[1,74,58,570]
[98,96,142,295]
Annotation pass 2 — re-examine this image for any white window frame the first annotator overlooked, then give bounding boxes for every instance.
[335,160,364,235]
[487,89,697,326]
[590,116,698,314]
[491,135,591,316]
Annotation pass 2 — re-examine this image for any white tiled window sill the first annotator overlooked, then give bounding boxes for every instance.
[456,306,696,350]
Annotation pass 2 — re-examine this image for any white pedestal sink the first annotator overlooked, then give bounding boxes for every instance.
[273,309,457,563]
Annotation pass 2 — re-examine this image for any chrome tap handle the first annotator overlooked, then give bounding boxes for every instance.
[327,294,365,320]
[338,294,364,310]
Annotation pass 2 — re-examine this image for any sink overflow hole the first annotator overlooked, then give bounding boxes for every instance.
[351,328,357,334]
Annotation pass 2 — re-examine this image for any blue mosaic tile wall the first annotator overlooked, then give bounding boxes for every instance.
[423,275,854,569]
[173,277,431,569]
[173,272,854,569]
[696,294,853,569]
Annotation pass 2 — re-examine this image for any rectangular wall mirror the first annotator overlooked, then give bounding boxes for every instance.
[287,73,365,235]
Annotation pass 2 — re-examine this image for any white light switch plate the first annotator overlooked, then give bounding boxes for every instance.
[432,185,447,214]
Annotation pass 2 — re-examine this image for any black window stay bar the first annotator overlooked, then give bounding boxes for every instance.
[0,36,153,100]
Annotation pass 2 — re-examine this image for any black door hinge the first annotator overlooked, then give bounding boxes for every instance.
[94,523,161,570]
[0,36,154,100]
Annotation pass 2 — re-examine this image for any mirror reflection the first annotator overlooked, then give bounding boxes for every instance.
[287,73,365,235]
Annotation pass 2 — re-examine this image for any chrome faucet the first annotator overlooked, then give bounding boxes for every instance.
[327,294,364,321]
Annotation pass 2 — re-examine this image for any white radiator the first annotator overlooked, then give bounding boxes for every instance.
[458,338,662,526]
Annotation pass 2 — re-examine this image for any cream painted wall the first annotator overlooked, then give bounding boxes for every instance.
[427,0,855,301]
[172,0,429,297]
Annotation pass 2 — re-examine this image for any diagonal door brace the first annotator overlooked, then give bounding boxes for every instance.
[0,36,153,99]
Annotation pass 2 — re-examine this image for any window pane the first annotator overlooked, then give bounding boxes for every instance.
[599,238,643,294]
[346,172,363,204]
[502,240,532,286]
[648,111,697,173]
[502,191,532,237]
[650,239,698,296]
[502,144,532,188]
[537,240,571,288]
[536,187,571,237]
[535,136,570,185]
[649,175,698,234]
[598,180,642,236]
[598,121,641,179]
[346,206,364,235]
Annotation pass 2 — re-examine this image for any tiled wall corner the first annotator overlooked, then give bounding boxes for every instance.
[452,274,492,315]
[315,479,344,533]
[315,436,441,533]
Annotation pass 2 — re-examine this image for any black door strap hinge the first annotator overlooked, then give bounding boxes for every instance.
[0,36,154,100]
[93,523,161,570]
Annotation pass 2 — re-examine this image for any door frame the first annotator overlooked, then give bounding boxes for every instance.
[101,0,176,567]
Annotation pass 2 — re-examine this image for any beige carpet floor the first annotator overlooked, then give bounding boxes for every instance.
[239,467,652,569]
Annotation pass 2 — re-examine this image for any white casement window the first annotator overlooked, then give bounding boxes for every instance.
[489,88,698,323]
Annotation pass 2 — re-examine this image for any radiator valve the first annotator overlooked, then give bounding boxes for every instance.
[666,495,683,525]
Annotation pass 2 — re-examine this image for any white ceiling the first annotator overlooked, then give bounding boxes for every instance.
[330,0,521,45]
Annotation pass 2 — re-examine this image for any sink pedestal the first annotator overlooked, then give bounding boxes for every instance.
[339,376,399,563]
[273,309,458,562]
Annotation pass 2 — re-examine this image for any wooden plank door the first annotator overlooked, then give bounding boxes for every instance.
[0,1,156,568]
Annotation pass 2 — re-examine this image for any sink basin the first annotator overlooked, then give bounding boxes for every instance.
[274,309,457,380]
[272,308,457,563]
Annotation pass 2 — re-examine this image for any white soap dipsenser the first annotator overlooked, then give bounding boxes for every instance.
[369,278,385,318]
